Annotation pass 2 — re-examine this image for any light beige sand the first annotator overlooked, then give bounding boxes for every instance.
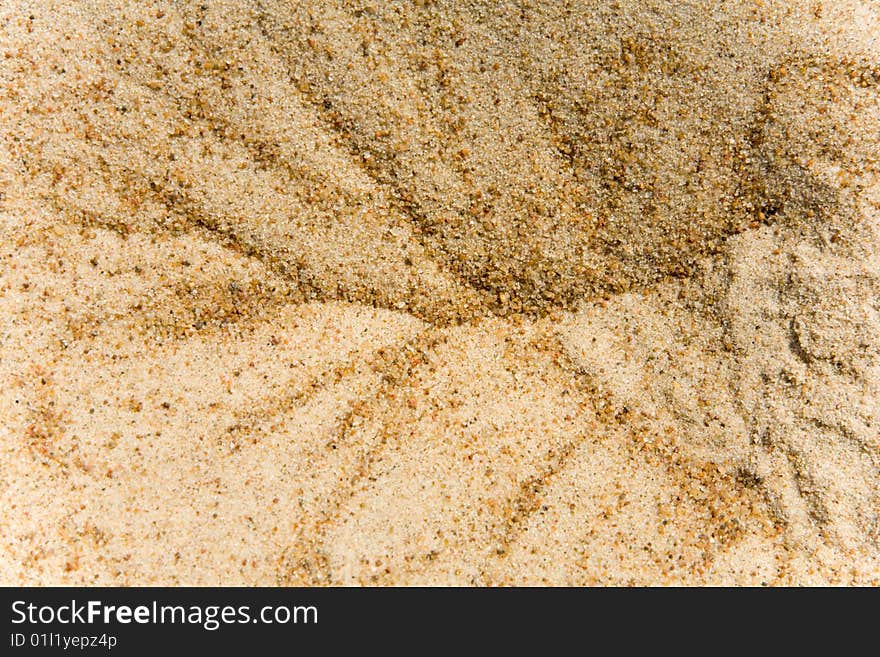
[1,0,878,585]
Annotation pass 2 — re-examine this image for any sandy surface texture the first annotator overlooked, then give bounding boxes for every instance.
[1,0,878,585]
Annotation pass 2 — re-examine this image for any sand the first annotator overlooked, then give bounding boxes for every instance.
[1,0,878,585]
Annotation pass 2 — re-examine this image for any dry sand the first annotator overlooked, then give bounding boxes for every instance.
[1,0,878,585]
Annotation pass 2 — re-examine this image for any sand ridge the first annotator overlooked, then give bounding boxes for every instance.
[1,0,878,585]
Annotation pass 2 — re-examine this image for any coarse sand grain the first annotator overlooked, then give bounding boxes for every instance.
[1,0,878,585]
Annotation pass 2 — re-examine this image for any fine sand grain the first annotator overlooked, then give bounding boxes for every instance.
[1,0,878,584]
